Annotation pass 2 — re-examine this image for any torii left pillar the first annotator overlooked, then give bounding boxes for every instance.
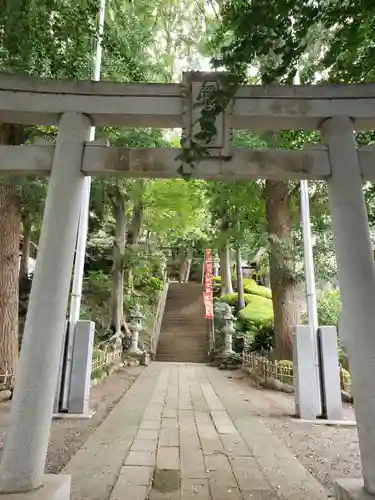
[0,112,91,498]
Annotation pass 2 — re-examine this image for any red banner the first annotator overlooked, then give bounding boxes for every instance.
[203,248,213,319]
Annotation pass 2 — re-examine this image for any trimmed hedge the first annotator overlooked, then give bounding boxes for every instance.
[243,279,271,299]
[220,292,254,307]
[238,294,273,325]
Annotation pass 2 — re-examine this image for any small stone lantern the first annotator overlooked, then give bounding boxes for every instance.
[160,253,167,280]
[129,304,144,355]
[213,256,220,277]
[222,308,235,355]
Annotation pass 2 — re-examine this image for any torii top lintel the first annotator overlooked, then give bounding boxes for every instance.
[0,71,375,130]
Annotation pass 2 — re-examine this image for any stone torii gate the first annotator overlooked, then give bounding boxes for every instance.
[0,71,374,500]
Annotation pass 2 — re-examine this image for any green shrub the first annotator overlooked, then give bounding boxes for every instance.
[237,295,274,352]
[341,367,350,385]
[278,360,293,371]
[91,367,106,381]
[249,321,274,352]
[317,290,341,327]
[212,276,221,296]
[220,292,239,306]
[220,293,255,307]
[243,279,272,299]
[239,294,273,324]
[92,348,105,361]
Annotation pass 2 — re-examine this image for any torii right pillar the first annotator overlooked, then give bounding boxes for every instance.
[323,116,375,500]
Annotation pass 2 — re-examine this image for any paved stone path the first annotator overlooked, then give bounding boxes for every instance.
[65,363,327,500]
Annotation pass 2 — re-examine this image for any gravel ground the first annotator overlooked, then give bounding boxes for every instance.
[223,369,361,494]
[0,365,144,473]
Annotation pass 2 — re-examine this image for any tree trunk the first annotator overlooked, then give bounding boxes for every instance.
[0,183,20,383]
[20,213,31,280]
[0,124,24,386]
[265,180,300,360]
[220,244,233,295]
[235,246,245,309]
[123,202,143,292]
[110,189,127,335]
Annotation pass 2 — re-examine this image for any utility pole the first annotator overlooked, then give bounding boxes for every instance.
[294,70,321,416]
[61,0,106,411]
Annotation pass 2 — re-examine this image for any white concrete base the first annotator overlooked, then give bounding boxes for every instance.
[52,410,95,420]
[0,475,70,499]
[296,419,356,426]
[293,325,319,419]
[335,478,375,500]
[319,326,344,420]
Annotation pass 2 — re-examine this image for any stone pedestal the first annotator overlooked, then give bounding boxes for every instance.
[53,322,68,414]
[0,475,70,500]
[68,321,95,415]
[128,331,142,356]
[318,326,343,421]
[292,325,317,420]
[335,479,375,500]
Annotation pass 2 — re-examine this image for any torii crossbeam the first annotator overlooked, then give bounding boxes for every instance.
[0,72,373,500]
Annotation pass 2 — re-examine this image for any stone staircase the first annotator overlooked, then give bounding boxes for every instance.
[155,282,208,363]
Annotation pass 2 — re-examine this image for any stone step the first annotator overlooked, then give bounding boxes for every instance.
[157,346,207,350]
[158,339,208,344]
[159,337,207,340]
[157,345,207,350]
[159,336,207,340]
[158,354,207,357]
[156,281,208,363]
[161,327,205,330]
[155,357,207,362]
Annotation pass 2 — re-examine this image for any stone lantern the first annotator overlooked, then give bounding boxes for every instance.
[222,307,235,355]
[129,304,144,355]
[160,253,167,280]
[213,255,220,277]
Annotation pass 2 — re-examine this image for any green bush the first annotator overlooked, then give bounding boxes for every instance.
[243,279,272,299]
[278,360,293,370]
[237,295,274,352]
[249,321,275,352]
[341,367,350,383]
[220,293,255,307]
[92,348,105,361]
[212,276,221,296]
[91,367,106,381]
[317,290,341,327]
[140,276,164,303]
[239,294,273,324]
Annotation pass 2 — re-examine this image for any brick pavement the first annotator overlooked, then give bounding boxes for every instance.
[65,363,327,500]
